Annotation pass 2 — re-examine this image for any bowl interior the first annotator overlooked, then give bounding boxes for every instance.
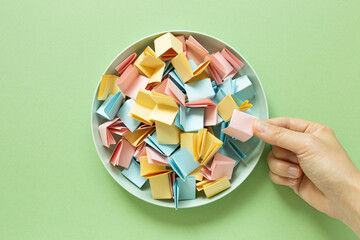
[91,31,268,208]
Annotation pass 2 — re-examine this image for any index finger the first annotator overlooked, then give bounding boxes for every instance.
[263,117,311,133]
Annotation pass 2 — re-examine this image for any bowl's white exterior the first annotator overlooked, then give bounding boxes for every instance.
[91,30,269,208]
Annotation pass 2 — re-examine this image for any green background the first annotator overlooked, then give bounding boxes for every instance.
[1,0,360,239]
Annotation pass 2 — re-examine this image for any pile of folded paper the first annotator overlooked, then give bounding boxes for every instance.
[96,32,258,209]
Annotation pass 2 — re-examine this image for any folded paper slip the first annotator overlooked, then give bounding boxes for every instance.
[146,146,169,166]
[98,117,122,147]
[154,32,183,60]
[134,46,165,84]
[180,132,199,161]
[179,106,204,132]
[197,129,223,165]
[123,125,155,147]
[173,176,196,209]
[233,75,255,100]
[129,89,179,126]
[155,121,180,144]
[185,78,215,102]
[144,131,179,157]
[96,91,124,120]
[140,156,171,178]
[185,35,209,66]
[152,78,185,106]
[171,52,210,83]
[97,75,121,100]
[115,53,137,75]
[201,153,236,180]
[217,93,240,122]
[222,109,258,142]
[217,138,247,166]
[117,99,141,132]
[189,167,204,181]
[196,177,231,198]
[117,64,149,99]
[109,138,136,168]
[168,147,200,181]
[186,98,217,126]
[121,159,147,188]
[149,172,172,199]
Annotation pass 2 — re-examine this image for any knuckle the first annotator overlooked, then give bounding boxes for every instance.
[303,134,318,148]
[272,127,285,146]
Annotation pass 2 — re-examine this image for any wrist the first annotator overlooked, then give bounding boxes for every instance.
[340,170,360,236]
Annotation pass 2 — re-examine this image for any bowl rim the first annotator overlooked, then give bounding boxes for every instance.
[91,30,269,208]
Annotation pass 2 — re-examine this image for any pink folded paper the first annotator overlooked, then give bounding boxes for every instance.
[212,51,234,79]
[201,153,236,180]
[151,78,185,106]
[185,98,218,126]
[109,138,136,168]
[208,48,244,85]
[134,142,146,159]
[115,53,137,75]
[186,36,209,66]
[98,118,119,147]
[221,48,244,73]
[222,109,258,142]
[117,65,149,99]
[146,147,169,166]
[176,35,186,54]
[98,117,130,147]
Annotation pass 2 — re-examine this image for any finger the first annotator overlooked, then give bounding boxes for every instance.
[262,117,311,133]
[253,120,311,154]
[272,146,298,163]
[267,151,302,178]
[268,171,300,186]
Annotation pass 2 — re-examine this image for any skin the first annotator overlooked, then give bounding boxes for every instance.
[252,118,360,237]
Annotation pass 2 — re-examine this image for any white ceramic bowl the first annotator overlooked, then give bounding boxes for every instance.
[91,30,268,208]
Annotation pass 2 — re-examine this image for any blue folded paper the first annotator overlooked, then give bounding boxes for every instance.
[234,75,255,100]
[179,105,204,132]
[144,132,179,157]
[121,159,148,188]
[163,61,174,77]
[169,70,186,93]
[173,176,196,210]
[168,147,199,181]
[96,91,124,120]
[184,78,215,102]
[117,99,141,132]
[217,138,247,166]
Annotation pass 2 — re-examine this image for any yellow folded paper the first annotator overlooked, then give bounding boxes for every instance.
[239,99,253,112]
[217,94,239,122]
[97,75,120,100]
[189,167,204,181]
[140,156,171,178]
[129,89,179,126]
[129,89,156,125]
[198,129,223,165]
[148,92,179,125]
[149,172,172,199]
[154,32,183,59]
[155,122,181,144]
[198,177,231,198]
[171,52,210,83]
[180,132,199,161]
[134,46,165,84]
[123,127,155,147]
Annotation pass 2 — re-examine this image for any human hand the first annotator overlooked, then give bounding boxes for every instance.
[253,118,360,236]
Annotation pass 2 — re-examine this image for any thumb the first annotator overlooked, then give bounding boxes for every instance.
[253,120,309,154]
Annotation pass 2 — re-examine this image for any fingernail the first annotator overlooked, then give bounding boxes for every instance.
[254,120,268,133]
[288,178,297,184]
[288,166,299,177]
